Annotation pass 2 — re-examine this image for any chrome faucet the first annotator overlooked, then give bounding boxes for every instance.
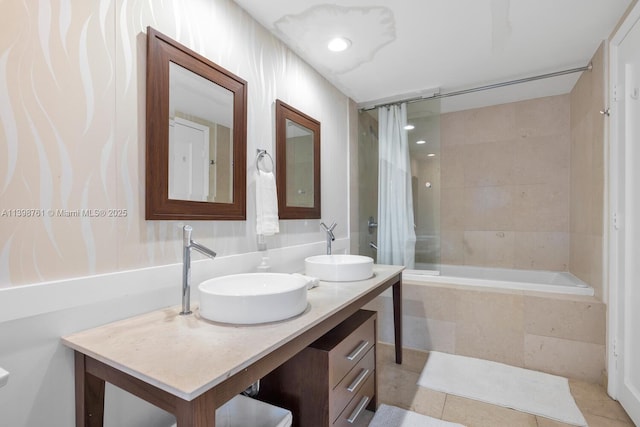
[181,225,216,315]
[320,221,337,255]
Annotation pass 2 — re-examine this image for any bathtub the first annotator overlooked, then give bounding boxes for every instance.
[403,264,594,296]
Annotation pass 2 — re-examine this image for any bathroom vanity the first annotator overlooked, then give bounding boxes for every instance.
[259,309,377,426]
[62,265,403,427]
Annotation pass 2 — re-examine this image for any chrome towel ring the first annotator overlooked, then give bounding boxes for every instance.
[256,149,274,173]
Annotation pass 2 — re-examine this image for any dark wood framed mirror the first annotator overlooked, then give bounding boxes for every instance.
[145,27,247,220]
[275,100,321,219]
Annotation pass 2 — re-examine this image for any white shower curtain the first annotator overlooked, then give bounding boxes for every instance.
[377,103,416,268]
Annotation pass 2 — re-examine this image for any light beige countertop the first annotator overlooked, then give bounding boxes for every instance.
[62,264,403,401]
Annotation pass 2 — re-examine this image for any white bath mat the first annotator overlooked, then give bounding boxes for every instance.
[417,352,587,426]
[369,404,466,427]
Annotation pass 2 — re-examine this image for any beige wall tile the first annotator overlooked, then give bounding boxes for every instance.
[441,145,465,188]
[463,231,487,266]
[441,110,472,146]
[524,296,606,344]
[466,103,517,144]
[516,94,570,138]
[514,183,569,232]
[441,230,464,264]
[514,232,569,271]
[441,187,466,231]
[400,316,456,353]
[374,294,457,353]
[463,140,516,187]
[481,186,518,231]
[568,44,605,293]
[524,334,605,383]
[569,119,593,235]
[484,231,516,268]
[570,232,591,284]
[402,283,458,321]
[513,134,570,186]
[439,94,572,271]
[456,290,525,366]
[462,187,487,230]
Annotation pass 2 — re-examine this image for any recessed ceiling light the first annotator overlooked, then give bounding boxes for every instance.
[404,124,415,130]
[416,140,426,145]
[328,37,351,52]
[427,153,436,157]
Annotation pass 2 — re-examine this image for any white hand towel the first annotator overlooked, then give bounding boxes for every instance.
[256,170,279,236]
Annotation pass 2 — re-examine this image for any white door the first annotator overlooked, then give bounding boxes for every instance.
[609,5,640,424]
[168,117,210,201]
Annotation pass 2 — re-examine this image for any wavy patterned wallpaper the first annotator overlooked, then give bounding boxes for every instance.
[0,0,350,287]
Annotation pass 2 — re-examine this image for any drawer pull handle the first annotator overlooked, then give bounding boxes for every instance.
[347,368,370,392]
[346,340,369,361]
[347,395,370,424]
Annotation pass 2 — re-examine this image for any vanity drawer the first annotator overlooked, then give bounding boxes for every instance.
[259,310,377,427]
[326,314,375,388]
[332,372,375,427]
[330,347,375,423]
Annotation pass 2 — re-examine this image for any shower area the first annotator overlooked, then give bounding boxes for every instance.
[356,53,609,382]
[358,99,443,272]
[356,60,605,299]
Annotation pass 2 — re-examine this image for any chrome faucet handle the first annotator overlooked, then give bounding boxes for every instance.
[320,221,337,231]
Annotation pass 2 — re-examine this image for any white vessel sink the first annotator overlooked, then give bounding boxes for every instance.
[198,273,308,325]
[305,254,374,282]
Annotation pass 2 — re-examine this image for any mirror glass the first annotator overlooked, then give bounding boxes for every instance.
[285,119,314,207]
[276,100,321,219]
[169,62,234,203]
[146,27,247,221]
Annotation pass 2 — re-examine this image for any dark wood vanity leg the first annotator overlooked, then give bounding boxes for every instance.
[74,352,105,427]
[392,279,403,364]
[175,393,216,427]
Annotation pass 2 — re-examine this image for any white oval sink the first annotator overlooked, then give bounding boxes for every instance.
[305,254,374,282]
[198,273,308,324]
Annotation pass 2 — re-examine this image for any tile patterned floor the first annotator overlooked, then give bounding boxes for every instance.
[376,344,636,427]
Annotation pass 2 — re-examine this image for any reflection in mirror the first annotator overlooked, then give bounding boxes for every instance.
[275,100,321,219]
[169,63,233,203]
[285,119,314,207]
[146,27,247,220]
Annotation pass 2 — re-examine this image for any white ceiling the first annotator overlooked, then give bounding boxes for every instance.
[233,0,632,112]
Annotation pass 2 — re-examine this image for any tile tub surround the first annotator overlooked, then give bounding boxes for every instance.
[440,95,571,273]
[376,344,635,427]
[63,265,403,402]
[365,280,606,383]
[438,44,607,298]
[569,43,606,299]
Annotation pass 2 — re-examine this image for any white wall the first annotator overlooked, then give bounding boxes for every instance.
[0,0,351,425]
[0,0,350,287]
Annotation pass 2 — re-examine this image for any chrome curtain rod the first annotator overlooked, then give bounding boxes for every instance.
[360,63,592,111]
